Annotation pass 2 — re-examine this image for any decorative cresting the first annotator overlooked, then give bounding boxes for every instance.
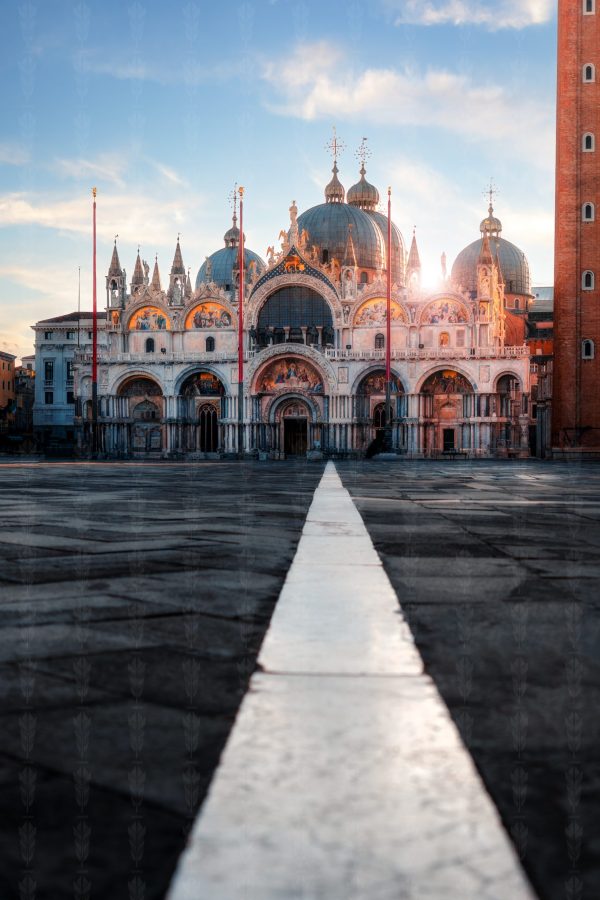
[420,369,475,394]
[353,296,409,327]
[255,356,325,395]
[127,304,171,331]
[250,247,338,300]
[248,342,337,391]
[184,302,234,330]
[419,295,471,326]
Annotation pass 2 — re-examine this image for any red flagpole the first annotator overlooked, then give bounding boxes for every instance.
[237,186,244,457]
[92,187,98,455]
[384,187,392,449]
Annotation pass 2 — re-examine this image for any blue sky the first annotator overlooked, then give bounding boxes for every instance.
[0,0,557,360]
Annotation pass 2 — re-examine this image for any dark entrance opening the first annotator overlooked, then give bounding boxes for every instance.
[284,418,308,456]
[443,428,455,452]
[199,405,218,452]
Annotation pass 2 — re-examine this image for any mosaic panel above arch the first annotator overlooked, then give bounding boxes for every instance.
[118,377,163,397]
[420,297,469,325]
[421,370,473,394]
[128,307,171,331]
[180,371,225,397]
[357,370,403,395]
[353,297,407,327]
[185,302,233,330]
[257,357,324,395]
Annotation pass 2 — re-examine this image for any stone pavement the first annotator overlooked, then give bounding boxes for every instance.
[0,458,599,899]
[169,463,534,900]
[0,460,324,900]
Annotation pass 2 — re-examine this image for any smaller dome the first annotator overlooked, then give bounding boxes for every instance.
[223,213,245,248]
[325,163,345,204]
[196,246,265,290]
[480,203,502,237]
[347,165,379,211]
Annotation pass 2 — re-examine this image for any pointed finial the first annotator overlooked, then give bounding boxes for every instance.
[137,244,140,255]
[325,125,345,165]
[483,179,499,213]
[114,234,118,245]
[177,232,180,243]
[356,137,371,173]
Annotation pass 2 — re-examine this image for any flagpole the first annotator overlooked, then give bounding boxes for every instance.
[384,186,392,451]
[92,187,98,456]
[237,186,244,459]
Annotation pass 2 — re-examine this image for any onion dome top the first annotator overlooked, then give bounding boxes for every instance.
[347,165,380,211]
[297,201,385,271]
[451,236,531,296]
[480,203,502,237]
[223,212,244,248]
[324,162,345,204]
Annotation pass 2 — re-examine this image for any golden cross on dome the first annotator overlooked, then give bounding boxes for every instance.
[114,234,119,244]
[325,126,345,164]
[356,137,371,169]
[484,179,499,210]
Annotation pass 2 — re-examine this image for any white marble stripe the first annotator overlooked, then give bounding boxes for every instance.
[168,462,536,900]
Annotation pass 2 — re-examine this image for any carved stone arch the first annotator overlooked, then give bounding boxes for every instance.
[174,364,231,396]
[418,293,473,326]
[415,365,477,394]
[246,274,342,328]
[124,299,172,332]
[247,343,337,392]
[109,369,165,397]
[494,370,523,393]
[265,392,320,425]
[181,294,238,330]
[350,365,406,396]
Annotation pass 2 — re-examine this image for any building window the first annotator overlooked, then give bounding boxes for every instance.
[360,271,368,284]
[583,64,595,82]
[145,337,155,353]
[67,391,75,404]
[584,0,595,13]
[582,202,595,221]
[583,132,595,151]
[583,270,595,289]
[515,298,520,309]
[374,333,385,349]
[322,249,329,264]
[45,391,53,405]
[44,360,54,383]
[205,336,215,352]
[44,331,53,340]
[87,331,93,340]
[582,339,595,359]
[66,331,75,340]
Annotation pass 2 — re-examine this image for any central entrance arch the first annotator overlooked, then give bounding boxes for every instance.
[281,400,310,456]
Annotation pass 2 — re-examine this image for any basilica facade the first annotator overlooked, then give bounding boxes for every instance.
[74,161,531,459]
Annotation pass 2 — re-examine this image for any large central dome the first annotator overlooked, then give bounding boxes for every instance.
[295,163,405,284]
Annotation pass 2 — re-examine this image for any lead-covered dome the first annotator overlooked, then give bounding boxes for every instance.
[196,214,265,290]
[297,201,386,271]
[451,204,531,296]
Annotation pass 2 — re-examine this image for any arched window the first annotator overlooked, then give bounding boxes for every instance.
[583,270,595,290]
[583,64,595,82]
[360,271,369,284]
[145,337,155,353]
[583,132,595,152]
[584,0,595,14]
[375,333,385,349]
[514,298,520,309]
[322,249,329,265]
[206,336,215,352]
[583,202,595,221]
[582,339,595,359]
[199,404,218,452]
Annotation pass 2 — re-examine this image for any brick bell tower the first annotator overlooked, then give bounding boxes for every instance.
[553,0,600,450]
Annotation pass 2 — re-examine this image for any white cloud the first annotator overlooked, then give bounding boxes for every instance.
[0,143,31,166]
[262,42,554,170]
[148,160,187,187]
[53,154,128,188]
[387,0,554,29]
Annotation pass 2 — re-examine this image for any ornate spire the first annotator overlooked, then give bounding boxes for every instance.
[407,227,421,272]
[343,223,358,268]
[108,236,122,277]
[151,255,161,291]
[479,230,494,266]
[186,267,192,297]
[171,235,185,275]
[131,248,144,287]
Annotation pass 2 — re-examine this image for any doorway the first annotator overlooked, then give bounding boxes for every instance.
[284,417,308,456]
[443,428,455,452]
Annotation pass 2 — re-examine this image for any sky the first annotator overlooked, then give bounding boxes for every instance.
[0,0,557,361]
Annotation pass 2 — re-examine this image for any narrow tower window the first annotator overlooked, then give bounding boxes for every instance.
[145,337,155,353]
[582,202,595,221]
[584,0,595,14]
[375,333,385,349]
[583,133,595,151]
[583,64,595,82]
[582,339,595,359]
[205,336,215,352]
[582,270,595,289]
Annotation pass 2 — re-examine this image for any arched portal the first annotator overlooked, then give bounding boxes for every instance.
[178,371,225,455]
[117,376,164,455]
[355,369,405,449]
[420,369,473,456]
[277,398,311,457]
